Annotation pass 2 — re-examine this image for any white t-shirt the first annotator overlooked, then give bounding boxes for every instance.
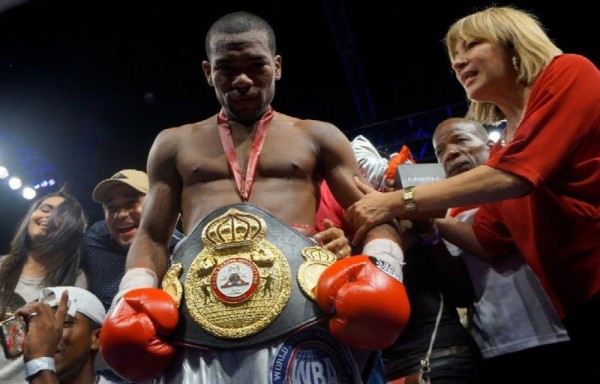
[444,208,569,358]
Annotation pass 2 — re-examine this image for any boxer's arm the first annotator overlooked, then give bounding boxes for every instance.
[316,122,405,263]
[318,121,406,280]
[125,129,182,280]
[101,132,182,382]
[315,124,410,349]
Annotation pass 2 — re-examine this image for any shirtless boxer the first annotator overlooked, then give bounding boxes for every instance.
[99,11,410,384]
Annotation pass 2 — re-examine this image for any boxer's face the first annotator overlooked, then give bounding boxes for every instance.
[103,185,145,249]
[203,30,281,125]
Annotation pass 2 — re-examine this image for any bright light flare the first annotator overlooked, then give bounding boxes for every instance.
[8,177,22,190]
[488,130,501,143]
[22,187,36,200]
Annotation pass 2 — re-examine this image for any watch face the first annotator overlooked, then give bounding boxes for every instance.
[0,315,27,359]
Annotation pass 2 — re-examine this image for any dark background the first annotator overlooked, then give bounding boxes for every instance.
[0,0,597,250]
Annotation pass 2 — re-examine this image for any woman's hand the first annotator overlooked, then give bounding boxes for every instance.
[347,176,403,245]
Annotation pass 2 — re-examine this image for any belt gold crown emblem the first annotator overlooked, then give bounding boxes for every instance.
[162,208,336,339]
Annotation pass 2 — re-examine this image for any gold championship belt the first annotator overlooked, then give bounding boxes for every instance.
[162,203,336,349]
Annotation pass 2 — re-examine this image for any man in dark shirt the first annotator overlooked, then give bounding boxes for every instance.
[85,169,183,312]
[84,169,183,383]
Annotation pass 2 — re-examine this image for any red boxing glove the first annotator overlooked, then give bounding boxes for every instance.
[99,288,179,382]
[315,255,410,350]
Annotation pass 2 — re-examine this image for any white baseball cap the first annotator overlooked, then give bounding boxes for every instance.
[38,286,106,326]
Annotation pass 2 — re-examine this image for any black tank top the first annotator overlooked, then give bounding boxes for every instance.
[382,242,481,379]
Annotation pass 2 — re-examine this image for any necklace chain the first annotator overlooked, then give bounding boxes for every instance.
[500,110,526,147]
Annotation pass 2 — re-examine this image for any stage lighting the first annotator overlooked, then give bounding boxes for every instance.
[9,177,22,190]
[33,178,57,190]
[22,187,36,200]
[0,166,8,179]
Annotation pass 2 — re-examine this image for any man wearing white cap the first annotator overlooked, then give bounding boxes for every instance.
[15,286,105,384]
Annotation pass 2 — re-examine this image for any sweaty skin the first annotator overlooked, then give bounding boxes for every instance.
[126,29,400,278]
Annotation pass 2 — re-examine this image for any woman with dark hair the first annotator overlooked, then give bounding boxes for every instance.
[0,188,88,383]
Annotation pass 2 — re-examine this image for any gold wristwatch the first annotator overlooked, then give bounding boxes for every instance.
[402,186,418,213]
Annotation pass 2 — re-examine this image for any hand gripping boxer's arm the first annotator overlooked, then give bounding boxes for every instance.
[313,128,410,350]
[99,130,181,382]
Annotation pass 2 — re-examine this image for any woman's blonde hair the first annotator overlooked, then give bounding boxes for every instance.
[444,6,562,123]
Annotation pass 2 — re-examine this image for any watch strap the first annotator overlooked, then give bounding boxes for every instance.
[403,186,418,213]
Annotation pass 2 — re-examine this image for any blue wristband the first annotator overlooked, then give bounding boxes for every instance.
[25,357,56,381]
